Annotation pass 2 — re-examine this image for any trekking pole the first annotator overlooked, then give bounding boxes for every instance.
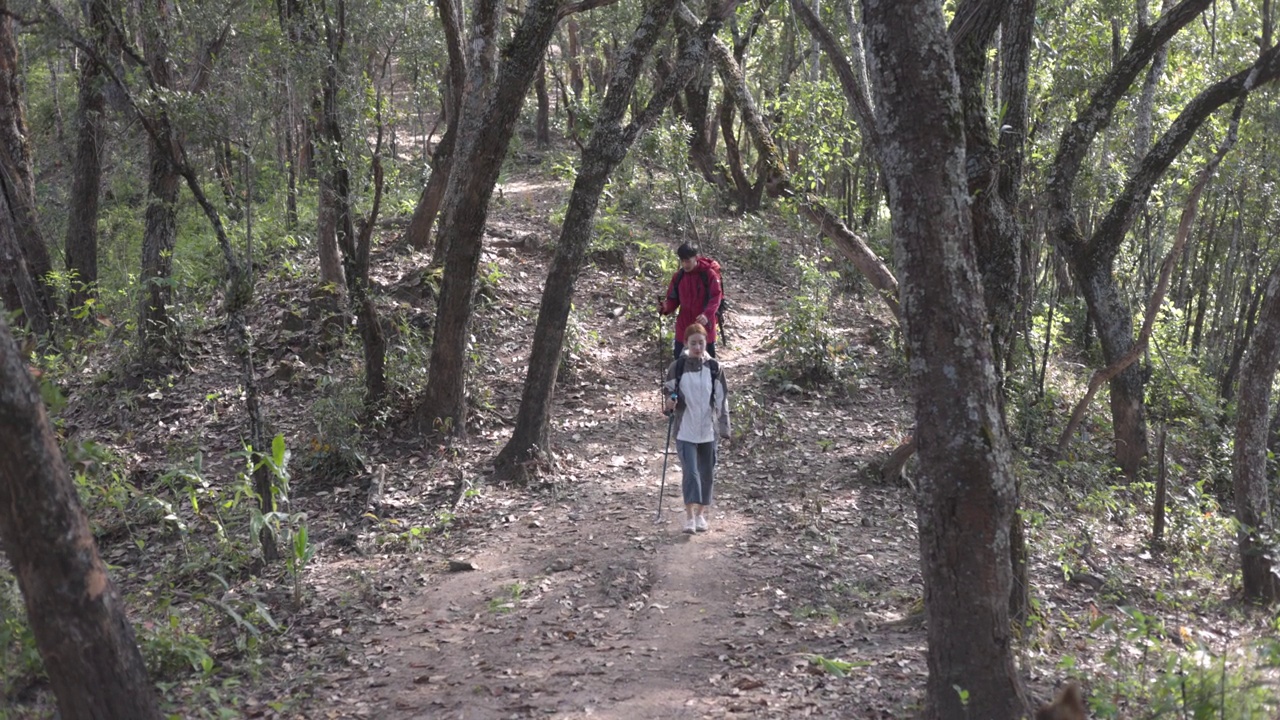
[654,409,675,523]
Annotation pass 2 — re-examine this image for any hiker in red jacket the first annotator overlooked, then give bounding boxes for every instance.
[659,243,723,359]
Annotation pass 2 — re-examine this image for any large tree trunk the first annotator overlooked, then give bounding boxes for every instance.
[65,6,110,312]
[1232,262,1280,603]
[405,0,465,257]
[0,313,163,720]
[494,0,728,483]
[864,1,1029,718]
[0,0,54,322]
[416,0,564,433]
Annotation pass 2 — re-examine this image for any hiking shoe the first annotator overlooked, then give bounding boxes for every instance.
[682,517,696,534]
[695,515,709,532]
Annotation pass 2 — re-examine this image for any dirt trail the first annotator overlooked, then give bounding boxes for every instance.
[284,177,929,719]
[360,312,782,719]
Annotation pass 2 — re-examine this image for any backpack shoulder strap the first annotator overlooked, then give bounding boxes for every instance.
[707,359,720,407]
[667,269,685,302]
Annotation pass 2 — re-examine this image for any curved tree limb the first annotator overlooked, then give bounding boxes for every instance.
[1055,93,1249,459]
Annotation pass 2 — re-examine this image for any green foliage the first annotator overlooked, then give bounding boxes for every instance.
[764,256,849,386]
[729,388,790,446]
[619,121,723,246]
[301,376,368,484]
[558,304,600,383]
[768,80,861,196]
[0,569,43,700]
[141,611,216,679]
[1073,607,1280,719]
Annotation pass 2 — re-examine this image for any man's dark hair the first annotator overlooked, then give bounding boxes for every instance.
[676,242,698,260]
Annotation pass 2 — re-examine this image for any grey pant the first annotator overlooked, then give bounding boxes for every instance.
[676,440,716,506]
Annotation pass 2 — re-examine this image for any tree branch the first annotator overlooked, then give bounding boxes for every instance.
[1055,93,1249,458]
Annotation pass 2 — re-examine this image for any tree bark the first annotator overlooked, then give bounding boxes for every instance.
[0,187,49,336]
[417,0,565,433]
[1233,261,1280,603]
[864,1,1028,717]
[0,313,163,720]
[405,0,465,255]
[0,0,54,322]
[494,0,729,482]
[138,0,182,357]
[65,1,111,311]
[535,57,551,148]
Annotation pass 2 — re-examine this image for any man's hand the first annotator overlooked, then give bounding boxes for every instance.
[695,313,709,326]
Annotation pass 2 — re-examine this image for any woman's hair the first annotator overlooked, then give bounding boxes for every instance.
[685,323,707,341]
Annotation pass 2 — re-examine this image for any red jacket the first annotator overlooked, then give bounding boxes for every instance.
[660,257,723,344]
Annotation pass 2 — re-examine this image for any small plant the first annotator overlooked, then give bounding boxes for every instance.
[765,255,848,386]
[488,581,526,614]
[284,520,316,609]
[0,569,43,698]
[804,653,867,677]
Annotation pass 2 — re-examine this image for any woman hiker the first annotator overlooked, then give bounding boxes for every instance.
[662,323,731,533]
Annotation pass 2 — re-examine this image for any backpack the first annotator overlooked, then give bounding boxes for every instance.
[674,262,729,343]
[673,356,722,409]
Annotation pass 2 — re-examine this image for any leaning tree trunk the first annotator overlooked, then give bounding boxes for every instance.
[405,0,465,256]
[0,0,54,321]
[417,0,564,434]
[1232,261,1280,603]
[0,187,49,336]
[684,10,902,322]
[864,1,1029,718]
[494,0,730,483]
[65,3,110,312]
[0,313,163,720]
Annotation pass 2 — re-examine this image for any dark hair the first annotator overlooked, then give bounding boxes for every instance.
[676,242,698,260]
[685,322,707,341]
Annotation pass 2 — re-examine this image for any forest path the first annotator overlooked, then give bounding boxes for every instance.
[360,292,789,719]
[279,172,932,718]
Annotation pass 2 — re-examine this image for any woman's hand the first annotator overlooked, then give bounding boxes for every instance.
[663,398,677,414]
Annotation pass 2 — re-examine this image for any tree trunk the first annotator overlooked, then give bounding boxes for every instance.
[1046,0,1280,477]
[405,0,465,255]
[0,313,163,720]
[417,0,564,433]
[683,11,901,322]
[0,187,49,337]
[1232,261,1280,603]
[864,1,1028,717]
[139,129,181,354]
[65,6,110,311]
[494,0,724,482]
[535,58,551,148]
[0,1,54,321]
[138,0,181,357]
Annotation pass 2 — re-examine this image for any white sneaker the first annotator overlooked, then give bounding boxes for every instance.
[695,515,709,532]
[682,517,696,534]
